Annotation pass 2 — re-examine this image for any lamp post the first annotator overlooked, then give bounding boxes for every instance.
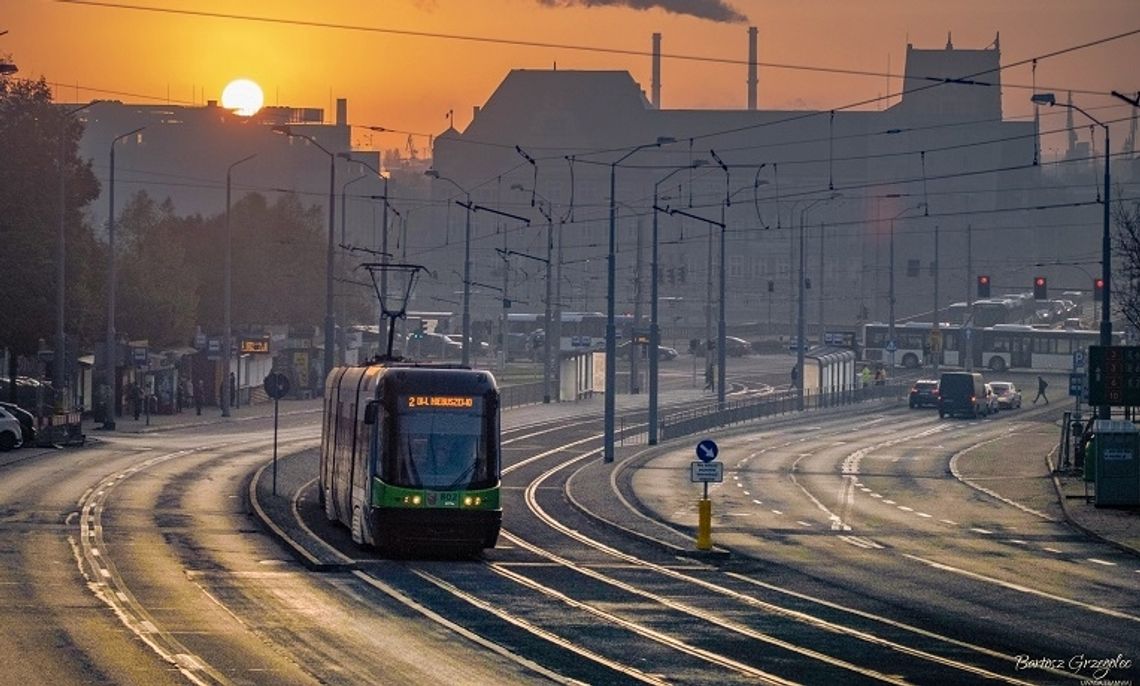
[604,136,674,463]
[670,208,727,407]
[56,102,95,410]
[794,194,841,410]
[338,153,395,348]
[272,126,337,381]
[424,169,473,366]
[102,125,146,430]
[221,153,257,418]
[887,202,926,370]
[1032,92,1112,420]
[510,183,556,403]
[649,159,708,444]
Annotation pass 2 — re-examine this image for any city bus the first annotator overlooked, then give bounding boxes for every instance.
[863,321,1120,372]
[319,362,502,554]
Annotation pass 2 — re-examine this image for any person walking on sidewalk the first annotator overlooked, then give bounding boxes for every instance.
[1033,375,1049,405]
[194,379,204,416]
[129,382,143,420]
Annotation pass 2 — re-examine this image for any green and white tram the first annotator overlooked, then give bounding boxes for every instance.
[319,362,501,554]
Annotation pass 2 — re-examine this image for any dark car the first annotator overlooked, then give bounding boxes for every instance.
[938,371,987,419]
[0,401,37,444]
[618,340,678,361]
[908,379,939,409]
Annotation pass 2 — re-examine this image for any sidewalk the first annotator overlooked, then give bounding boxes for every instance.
[1051,466,1140,557]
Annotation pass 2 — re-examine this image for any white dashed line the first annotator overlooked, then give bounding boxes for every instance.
[771,510,783,515]
[752,499,763,505]
[970,528,993,535]
[1043,547,1063,554]
[796,521,813,528]
[898,506,914,512]
[1087,558,1117,566]
[940,519,958,525]
[1008,539,1028,545]
[883,500,896,505]
[916,512,933,518]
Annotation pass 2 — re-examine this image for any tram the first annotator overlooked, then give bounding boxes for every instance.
[319,362,502,554]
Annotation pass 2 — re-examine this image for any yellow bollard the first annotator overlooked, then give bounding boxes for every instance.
[696,498,712,550]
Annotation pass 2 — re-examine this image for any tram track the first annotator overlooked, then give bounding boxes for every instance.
[63,377,1136,685]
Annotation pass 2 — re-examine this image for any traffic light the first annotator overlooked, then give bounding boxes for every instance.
[976,274,991,299]
[1033,276,1047,300]
[1094,277,1104,298]
[767,280,775,293]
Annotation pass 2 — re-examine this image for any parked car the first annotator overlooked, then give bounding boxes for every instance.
[0,406,24,451]
[988,381,1022,410]
[405,331,463,359]
[908,379,940,409]
[939,371,987,419]
[0,401,36,444]
[983,383,1000,415]
[691,336,751,357]
[724,336,752,357]
[444,334,492,357]
[617,340,678,361]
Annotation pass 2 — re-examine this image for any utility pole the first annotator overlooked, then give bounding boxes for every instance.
[932,223,940,376]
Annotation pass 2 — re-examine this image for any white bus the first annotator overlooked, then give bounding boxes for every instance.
[863,322,1120,372]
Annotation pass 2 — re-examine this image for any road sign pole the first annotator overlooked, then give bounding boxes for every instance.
[697,495,712,551]
[272,397,279,496]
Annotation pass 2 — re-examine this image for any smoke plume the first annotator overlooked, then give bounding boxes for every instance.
[538,0,748,24]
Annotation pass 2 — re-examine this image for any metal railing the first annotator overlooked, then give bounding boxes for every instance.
[658,381,906,442]
[499,381,546,408]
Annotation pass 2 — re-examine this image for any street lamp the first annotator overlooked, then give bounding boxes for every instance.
[424,169,473,366]
[888,202,926,370]
[649,159,708,443]
[1032,91,1112,419]
[339,153,395,349]
[56,102,96,410]
[604,136,675,463]
[222,153,257,418]
[272,125,336,382]
[794,193,841,410]
[102,125,146,430]
[510,182,556,404]
[670,208,727,408]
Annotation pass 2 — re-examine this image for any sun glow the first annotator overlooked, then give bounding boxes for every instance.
[221,78,264,117]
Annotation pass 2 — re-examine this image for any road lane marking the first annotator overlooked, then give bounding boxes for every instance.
[902,554,1140,623]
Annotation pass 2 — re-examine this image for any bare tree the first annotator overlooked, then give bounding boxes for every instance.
[1112,198,1140,334]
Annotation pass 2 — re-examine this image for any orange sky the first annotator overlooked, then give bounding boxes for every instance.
[6,0,1139,152]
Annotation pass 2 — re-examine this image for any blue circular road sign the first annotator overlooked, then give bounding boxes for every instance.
[696,439,719,463]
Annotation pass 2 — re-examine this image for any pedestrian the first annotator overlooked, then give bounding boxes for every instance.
[1033,375,1049,404]
[860,366,872,388]
[130,381,143,420]
[704,363,715,391]
[229,372,237,406]
[874,367,886,386]
[194,379,204,416]
[790,364,799,387]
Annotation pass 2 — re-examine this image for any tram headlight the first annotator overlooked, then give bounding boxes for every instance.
[463,495,482,507]
[402,494,423,506]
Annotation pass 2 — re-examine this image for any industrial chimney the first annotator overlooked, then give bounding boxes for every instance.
[747,27,758,110]
[651,32,662,109]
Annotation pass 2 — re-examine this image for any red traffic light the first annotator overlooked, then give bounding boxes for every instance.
[1033,276,1047,300]
[1034,276,1045,286]
[976,274,991,298]
[1094,277,1105,294]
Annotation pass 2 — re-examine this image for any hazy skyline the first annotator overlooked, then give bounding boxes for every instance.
[5,1,1139,153]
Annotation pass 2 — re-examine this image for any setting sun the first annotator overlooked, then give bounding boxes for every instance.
[221,78,264,116]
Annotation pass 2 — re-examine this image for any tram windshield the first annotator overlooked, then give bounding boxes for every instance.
[393,396,492,490]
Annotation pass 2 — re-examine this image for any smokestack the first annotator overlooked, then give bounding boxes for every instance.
[336,98,347,126]
[651,32,662,109]
[747,27,758,110]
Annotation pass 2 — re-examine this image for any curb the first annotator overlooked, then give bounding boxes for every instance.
[1044,449,1140,559]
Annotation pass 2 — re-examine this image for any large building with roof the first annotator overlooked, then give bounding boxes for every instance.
[421,35,1091,346]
